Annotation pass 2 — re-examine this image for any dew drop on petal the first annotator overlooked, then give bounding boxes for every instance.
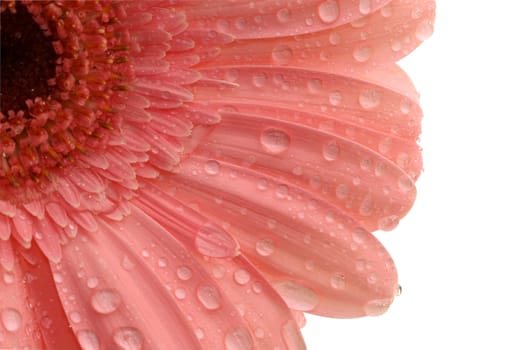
[225,327,254,350]
[307,79,322,93]
[358,88,382,109]
[378,215,399,231]
[91,289,121,314]
[233,269,251,285]
[174,288,187,300]
[113,327,144,350]
[415,20,434,41]
[77,330,100,350]
[329,91,342,106]
[255,238,275,256]
[318,0,340,24]
[1,308,22,332]
[176,266,193,281]
[322,140,340,161]
[204,160,220,175]
[197,284,222,310]
[353,46,372,62]
[276,8,291,23]
[260,128,290,154]
[330,273,346,290]
[271,45,293,64]
[364,299,392,316]
[69,311,82,324]
[359,0,372,15]
[273,280,319,311]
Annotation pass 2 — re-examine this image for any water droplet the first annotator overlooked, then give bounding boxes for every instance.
[272,45,293,64]
[323,140,340,161]
[398,174,415,192]
[367,273,378,284]
[196,222,239,258]
[359,0,371,15]
[329,32,341,45]
[353,227,367,243]
[252,72,267,88]
[273,280,319,311]
[364,299,391,316]
[252,281,263,294]
[212,264,226,279]
[307,79,322,93]
[254,327,265,338]
[397,285,403,296]
[91,289,121,314]
[176,266,193,281]
[53,272,64,283]
[415,20,434,41]
[234,269,251,285]
[391,38,402,52]
[359,88,382,109]
[380,4,393,17]
[378,215,399,231]
[174,288,187,300]
[1,308,22,332]
[276,8,291,23]
[197,284,222,310]
[318,0,340,24]
[255,238,275,256]
[304,260,314,271]
[225,327,253,350]
[121,255,135,271]
[204,160,220,175]
[87,277,99,289]
[353,46,372,62]
[330,273,346,289]
[329,91,342,106]
[400,98,412,114]
[113,327,144,350]
[69,311,82,324]
[275,184,289,199]
[157,257,168,268]
[335,183,349,199]
[77,330,100,350]
[260,128,290,154]
[195,328,205,339]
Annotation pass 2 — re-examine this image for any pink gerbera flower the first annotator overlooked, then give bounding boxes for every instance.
[0,0,434,349]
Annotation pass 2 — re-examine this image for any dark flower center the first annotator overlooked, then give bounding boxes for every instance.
[1,3,58,114]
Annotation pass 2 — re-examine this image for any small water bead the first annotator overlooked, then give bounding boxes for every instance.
[252,72,267,88]
[113,327,144,350]
[157,257,168,268]
[330,273,346,290]
[304,260,315,271]
[307,78,322,93]
[224,327,253,350]
[322,140,340,161]
[69,311,82,324]
[212,264,226,279]
[380,4,393,17]
[254,327,265,338]
[53,272,64,283]
[87,277,99,289]
[415,20,434,41]
[121,255,135,271]
[91,289,121,314]
[329,32,341,45]
[255,238,275,256]
[260,128,290,155]
[353,46,372,62]
[77,330,100,350]
[176,266,193,281]
[359,0,371,14]
[275,184,289,199]
[328,91,342,106]
[358,88,382,109]
[197,284,222,310]
[194,328,205,340]
[273,280,319,311]
[204,160,220,175]
[400,98,412,114]
[378,215,399,231]
[335,183,349,199]
[3,272,15,284]
[276,8,291,23]
[271,45,293,64]
[252,281,263,294]
[1,308,22,332]
[233,269,251,285]
[174,288,187,300]
[257,178,268,191]
[367,272,378,284]
[364,299,391,316]
[318,0,340,24]
[391,38,402,52]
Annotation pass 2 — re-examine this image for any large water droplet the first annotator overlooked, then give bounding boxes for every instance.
[260,128,290,155]
[272,45,293,64]
[323,140,340,161]
[359,88,382,109]
[1,308,22,332]
[255,238,275,256]
[91,289,121,314]
[77,330,101,350]
[225,327,254,350]
[197,284,222,310]
[415,20,434,41]
[113,327,144,350]
[273,280,319,311]
[318,0,340,24]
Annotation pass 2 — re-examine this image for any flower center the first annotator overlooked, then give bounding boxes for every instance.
[1,1,133,203]
[1,3,57,113]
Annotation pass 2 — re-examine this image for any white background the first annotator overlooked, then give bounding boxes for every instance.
[304,1,526,349]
